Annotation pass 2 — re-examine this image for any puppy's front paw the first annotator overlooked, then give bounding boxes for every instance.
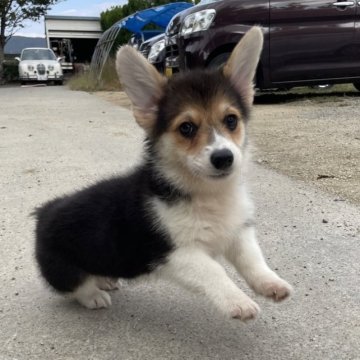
[252,273,293,302]
[225,295,260,322]
[76,289,112,309]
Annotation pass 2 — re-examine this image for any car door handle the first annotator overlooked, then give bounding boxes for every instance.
[332,1,355,7]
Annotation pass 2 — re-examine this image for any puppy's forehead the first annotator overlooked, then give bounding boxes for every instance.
[168,70,240,108]
[156,70,247,133]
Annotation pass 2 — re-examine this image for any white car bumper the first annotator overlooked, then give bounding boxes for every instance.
[19,73,63,81]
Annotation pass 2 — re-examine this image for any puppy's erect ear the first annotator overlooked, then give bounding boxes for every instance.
[116,46,167,131]
[223,26,263,109]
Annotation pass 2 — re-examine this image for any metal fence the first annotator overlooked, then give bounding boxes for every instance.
[90,3,193,81]
[90,21,123,81]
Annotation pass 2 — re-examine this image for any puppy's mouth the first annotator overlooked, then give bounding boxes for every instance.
[209,170,232,179]
[186,160,235,181]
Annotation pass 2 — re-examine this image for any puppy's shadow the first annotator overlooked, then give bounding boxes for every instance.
[59,281,268,357]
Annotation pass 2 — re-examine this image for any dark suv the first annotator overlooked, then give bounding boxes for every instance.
[164,0,360,91]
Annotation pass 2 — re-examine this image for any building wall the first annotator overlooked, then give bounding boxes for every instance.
[44,16,103,64]
[45,16,103,41]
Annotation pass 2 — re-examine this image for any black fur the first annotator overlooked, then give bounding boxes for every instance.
[35,69,242,295]
[35,160,181,293]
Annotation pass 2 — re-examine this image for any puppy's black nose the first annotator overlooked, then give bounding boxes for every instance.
[210,149,234,170]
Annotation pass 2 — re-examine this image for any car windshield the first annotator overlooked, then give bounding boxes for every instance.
[21,49,56,61]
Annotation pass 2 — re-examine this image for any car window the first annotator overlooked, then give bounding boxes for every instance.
[21,49,56,61]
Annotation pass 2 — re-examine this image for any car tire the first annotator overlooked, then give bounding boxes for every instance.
[55,80,63,86]
[208,53,231,69]
[353,82,360,91]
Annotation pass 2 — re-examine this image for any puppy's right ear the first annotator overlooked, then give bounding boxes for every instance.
[116,46,167,132]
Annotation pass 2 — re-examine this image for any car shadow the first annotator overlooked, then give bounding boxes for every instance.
[255,90,360,105]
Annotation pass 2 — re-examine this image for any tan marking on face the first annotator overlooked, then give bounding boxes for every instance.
[167,108,211,156]
[211,100,245,147]
[166,95,245,155]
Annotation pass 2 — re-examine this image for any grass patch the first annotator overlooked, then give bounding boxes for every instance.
[68,58,121,92]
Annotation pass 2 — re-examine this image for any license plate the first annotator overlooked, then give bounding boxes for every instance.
[37,75,47,81]
[165,67,173,77]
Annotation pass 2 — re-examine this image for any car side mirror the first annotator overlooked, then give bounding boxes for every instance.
[15,57,21,62]
[57,56,65,62]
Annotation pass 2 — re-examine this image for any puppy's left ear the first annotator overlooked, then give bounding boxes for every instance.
[116,46,167,132]
[223,26,263,109]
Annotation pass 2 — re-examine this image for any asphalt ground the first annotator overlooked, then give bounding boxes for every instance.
[0,85,359,360]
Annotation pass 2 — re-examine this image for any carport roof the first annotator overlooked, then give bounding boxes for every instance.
[117,2,193,34]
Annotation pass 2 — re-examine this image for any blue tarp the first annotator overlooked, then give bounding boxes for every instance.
[118,2,193,34]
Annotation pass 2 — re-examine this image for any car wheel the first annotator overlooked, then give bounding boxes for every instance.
[208,53,231,69]
[55,80,63,86]
[353,82,360,91]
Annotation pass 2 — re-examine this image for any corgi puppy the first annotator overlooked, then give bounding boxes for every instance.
[35,27,292,321]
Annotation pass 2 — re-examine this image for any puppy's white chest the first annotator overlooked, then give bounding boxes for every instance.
[152,192,247,252]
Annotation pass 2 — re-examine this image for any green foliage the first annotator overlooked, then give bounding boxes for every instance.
[0,0,61,39]
[100,5,124,32]
[2,60,18,82]
[100,0,194,32]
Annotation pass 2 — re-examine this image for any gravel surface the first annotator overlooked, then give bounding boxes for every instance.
[252,90,360,205]
[96,88,360,205]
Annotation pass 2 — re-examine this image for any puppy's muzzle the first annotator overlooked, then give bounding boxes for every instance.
[210,149,234,170]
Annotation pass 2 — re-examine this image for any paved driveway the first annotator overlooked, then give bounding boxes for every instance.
[0,86,359,360]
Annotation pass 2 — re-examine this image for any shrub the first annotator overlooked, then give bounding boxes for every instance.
[68,58,121,92]
[3,60,18,82]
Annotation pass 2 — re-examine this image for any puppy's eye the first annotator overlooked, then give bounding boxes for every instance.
[224,114,238,131]
[179,122,197,138]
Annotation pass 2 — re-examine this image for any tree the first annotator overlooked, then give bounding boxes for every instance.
[0,0,62,82]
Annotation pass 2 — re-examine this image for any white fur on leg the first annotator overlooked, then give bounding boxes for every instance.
[96,276,120,291]
[159,247,260,321]
[226,226,293,301]
[73,277,112,309]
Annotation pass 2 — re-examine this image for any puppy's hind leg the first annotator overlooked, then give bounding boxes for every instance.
[36,247,111,309]
[73,277,112,309]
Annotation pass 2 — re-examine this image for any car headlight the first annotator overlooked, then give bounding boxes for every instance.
[148,39,165,63]
[181,9,216,36]
[48,65,55,71]
[27,65,34,71]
